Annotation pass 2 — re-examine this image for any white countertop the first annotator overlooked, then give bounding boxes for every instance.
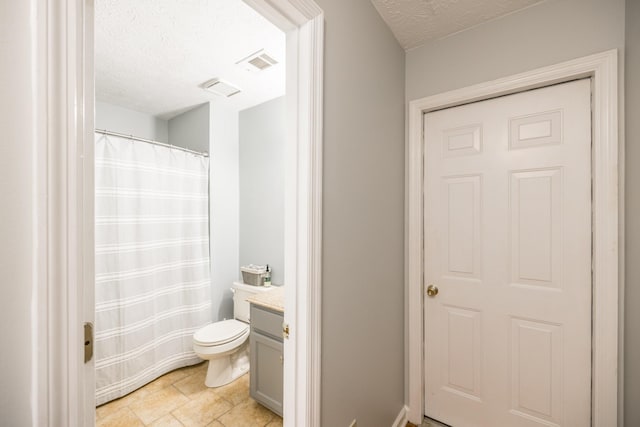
[246,286,285,313]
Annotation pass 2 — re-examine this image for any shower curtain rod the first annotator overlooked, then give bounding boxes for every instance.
[95,129,209,157]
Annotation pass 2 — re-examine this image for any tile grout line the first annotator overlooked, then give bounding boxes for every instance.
[128,405,146,426]
[97,364,280,427]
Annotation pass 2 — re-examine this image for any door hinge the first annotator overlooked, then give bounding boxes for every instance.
[282,322,290,339]
[84,322,94,363]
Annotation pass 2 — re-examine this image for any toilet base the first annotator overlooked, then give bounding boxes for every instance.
[204,345,250,388]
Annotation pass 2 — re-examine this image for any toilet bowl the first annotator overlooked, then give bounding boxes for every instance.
[193,281,271,387]
[193,319,251,387]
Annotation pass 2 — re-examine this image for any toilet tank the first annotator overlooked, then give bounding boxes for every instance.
[232,281,272,323]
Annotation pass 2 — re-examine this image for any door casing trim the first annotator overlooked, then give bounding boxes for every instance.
[43,0,324,426]
[406,49,620,426]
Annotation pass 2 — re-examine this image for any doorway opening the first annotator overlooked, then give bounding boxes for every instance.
[93,3,287,424]
[47,0,324,426]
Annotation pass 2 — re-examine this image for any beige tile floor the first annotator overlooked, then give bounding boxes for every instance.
[96,362,282,427]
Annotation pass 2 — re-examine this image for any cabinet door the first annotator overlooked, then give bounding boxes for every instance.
[251,305,284,340]
[250,332,283,416]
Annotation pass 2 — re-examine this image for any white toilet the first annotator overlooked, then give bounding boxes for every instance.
[193,281,271,387]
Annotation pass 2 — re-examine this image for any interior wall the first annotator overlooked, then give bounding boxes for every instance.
[168,103,211,154]
[405,0,628,419]
[209,101,240,321]
[239,97,285,285]
[0,1,37,424]
[406,0,625,100]
[95,101,169,143]
[313,0,406,425]
[625,0,639,424]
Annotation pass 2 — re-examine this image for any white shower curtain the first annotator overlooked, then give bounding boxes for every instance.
[94,133,211,405]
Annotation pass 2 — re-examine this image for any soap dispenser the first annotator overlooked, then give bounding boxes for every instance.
[263,265,272,287]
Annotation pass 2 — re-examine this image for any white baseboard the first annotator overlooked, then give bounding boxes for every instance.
[392,405,409,427]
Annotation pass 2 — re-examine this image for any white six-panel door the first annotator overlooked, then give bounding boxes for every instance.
[424,79,592,427]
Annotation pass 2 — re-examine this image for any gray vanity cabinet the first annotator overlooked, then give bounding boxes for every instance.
[249,304,283,416]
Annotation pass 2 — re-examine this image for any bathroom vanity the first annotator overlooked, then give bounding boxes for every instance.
[246,287,284,416]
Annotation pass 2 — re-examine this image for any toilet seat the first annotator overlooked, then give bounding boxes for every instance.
[193,319,249,347]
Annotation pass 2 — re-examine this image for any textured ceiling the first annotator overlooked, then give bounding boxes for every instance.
[95,0,285,119]
[371,0,546,50]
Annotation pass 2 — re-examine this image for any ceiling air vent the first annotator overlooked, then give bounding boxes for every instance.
[202,78,241,97]
[236,49,278,72]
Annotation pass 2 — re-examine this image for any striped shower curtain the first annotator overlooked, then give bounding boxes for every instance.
[95,133,211,405]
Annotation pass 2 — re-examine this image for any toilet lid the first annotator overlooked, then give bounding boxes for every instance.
[193,319,248,346]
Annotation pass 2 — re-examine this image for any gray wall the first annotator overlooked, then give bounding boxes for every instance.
[96,101,212,154]
[96,101,169,142]
[209,101,240,321]
[406,0,625,100]
[239,97,285,285]
[625,0,639,424]
[314,1,406,425]
[168,103,211,154]
[406,0,631,422]
[0,1,37,424]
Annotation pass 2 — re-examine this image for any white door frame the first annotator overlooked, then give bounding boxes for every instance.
[406,50,620,426]
[43,0,324,426]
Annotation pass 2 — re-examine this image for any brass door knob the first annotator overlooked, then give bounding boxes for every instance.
[426,285,439,297]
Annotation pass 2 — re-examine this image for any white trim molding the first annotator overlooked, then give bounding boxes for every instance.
[250,1,325,426]
[44,0,323,425]
[244,2,324,426]
[392,405,409,427]
[406,50,620,426]
[45,0,95,425]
